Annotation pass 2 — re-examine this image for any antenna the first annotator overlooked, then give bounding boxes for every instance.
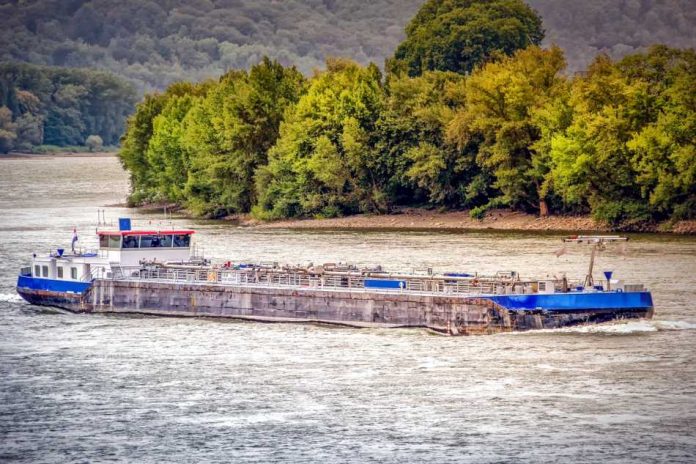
[97,209,108,227]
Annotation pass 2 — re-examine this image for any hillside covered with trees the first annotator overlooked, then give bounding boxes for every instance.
[1,0,694,91]
[119,0,696,227]
[0,62,137,153]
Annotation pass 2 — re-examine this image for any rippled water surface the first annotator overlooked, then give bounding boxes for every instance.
[1,155,695,463]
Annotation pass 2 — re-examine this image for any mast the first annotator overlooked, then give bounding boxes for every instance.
[561,235,628,289]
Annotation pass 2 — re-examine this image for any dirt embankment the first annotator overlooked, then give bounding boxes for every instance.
[247,208,696,234]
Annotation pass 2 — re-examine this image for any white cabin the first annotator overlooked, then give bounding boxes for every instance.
[31,252,110,282]
[30,218,195,282]
[97,229,194,266]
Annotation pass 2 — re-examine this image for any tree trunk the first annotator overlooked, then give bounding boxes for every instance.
[539,198,549,217]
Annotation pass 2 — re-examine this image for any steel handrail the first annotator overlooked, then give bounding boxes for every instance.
[107,265,521,297]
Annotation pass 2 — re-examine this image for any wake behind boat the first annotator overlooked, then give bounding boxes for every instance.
[16,218,653,335]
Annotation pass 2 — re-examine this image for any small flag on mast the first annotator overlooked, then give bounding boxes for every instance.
[71,227,78,253]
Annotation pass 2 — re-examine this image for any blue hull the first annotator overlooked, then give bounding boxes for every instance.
[489,291,653,313]
[16,275,92,311]
[17,275,92,294]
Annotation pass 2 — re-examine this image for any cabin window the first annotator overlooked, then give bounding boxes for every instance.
[109,235,121,248]
[159,235,173,247]
[42,265,48,277]
[57,267,64,278]
[99,235,109,248]
[173,234,190,248]
[71,267,78,279]
[34,265,40,277]
[122,235,139,248]
[140,234,173,248]
[141,235,160,248]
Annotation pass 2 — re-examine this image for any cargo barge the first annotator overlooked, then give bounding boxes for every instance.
[16,218,654,335]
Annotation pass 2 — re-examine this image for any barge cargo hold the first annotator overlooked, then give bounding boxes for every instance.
[16,220,654,335]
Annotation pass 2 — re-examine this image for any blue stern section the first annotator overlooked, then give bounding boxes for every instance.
[488,291,653,313]
[16,275,92,294]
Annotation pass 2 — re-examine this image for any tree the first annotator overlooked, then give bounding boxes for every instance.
[540,46,696,224]
[85,134,103,151]
[389,0,544,77]
[255,59,386,219]
[447,46,567,215]
[1,62,136,149]
[0,106,17,153]
[119,92,168,204]
[183,58,306,217]
[378,70,481,207]
[119,81,208,205]
[146,91,202,203]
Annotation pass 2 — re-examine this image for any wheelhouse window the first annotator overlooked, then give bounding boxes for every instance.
[57,267,63,278]
[109,235,121,248]
[173,234,191,248]
[158,234,173,247]
[42,265,48,277]
[71,267,78,279]
[34,265,40,277]
[140,234,172,248]
[99,235,109,248]
[122,235,139,248]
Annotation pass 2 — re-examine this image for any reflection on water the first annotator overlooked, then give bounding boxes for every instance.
[1,156,695,463]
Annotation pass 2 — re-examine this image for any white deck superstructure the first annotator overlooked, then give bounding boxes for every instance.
[28,218,195,283]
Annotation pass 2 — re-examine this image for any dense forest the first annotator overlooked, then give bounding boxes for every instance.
[120,0,696,226]
[1,0,694,91]
[0,63,137,152]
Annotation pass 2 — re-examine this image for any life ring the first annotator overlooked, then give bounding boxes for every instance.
[207,271,217,282]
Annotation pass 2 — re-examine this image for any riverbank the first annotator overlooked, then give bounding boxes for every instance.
[123,200,696,235]
[248,208,696,234]
[1,151,116,159]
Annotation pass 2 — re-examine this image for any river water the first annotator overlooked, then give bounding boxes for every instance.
[1,155,695,463]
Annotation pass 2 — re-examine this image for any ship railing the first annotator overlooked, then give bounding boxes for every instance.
[108,265,525,297]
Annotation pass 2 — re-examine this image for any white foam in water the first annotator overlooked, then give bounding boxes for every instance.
[0,293,23,303]
[653,320,696,331]
[513,319,696,335]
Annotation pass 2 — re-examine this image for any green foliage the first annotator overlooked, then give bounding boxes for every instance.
[448,46,567,213]
[469,196,508,219]
[389,0,544,76]
[120,81,216,207]
[0,106,18,153]
[120,59,304,216]
[547,46,696,224]
[255,59,386,219]
[119,92,168,201]
[380,70,479,207]
[183,59,306,217]
[2,1,693,91]
[120,45,696,227]
[0,62,137,150]
[106,0,694,229]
